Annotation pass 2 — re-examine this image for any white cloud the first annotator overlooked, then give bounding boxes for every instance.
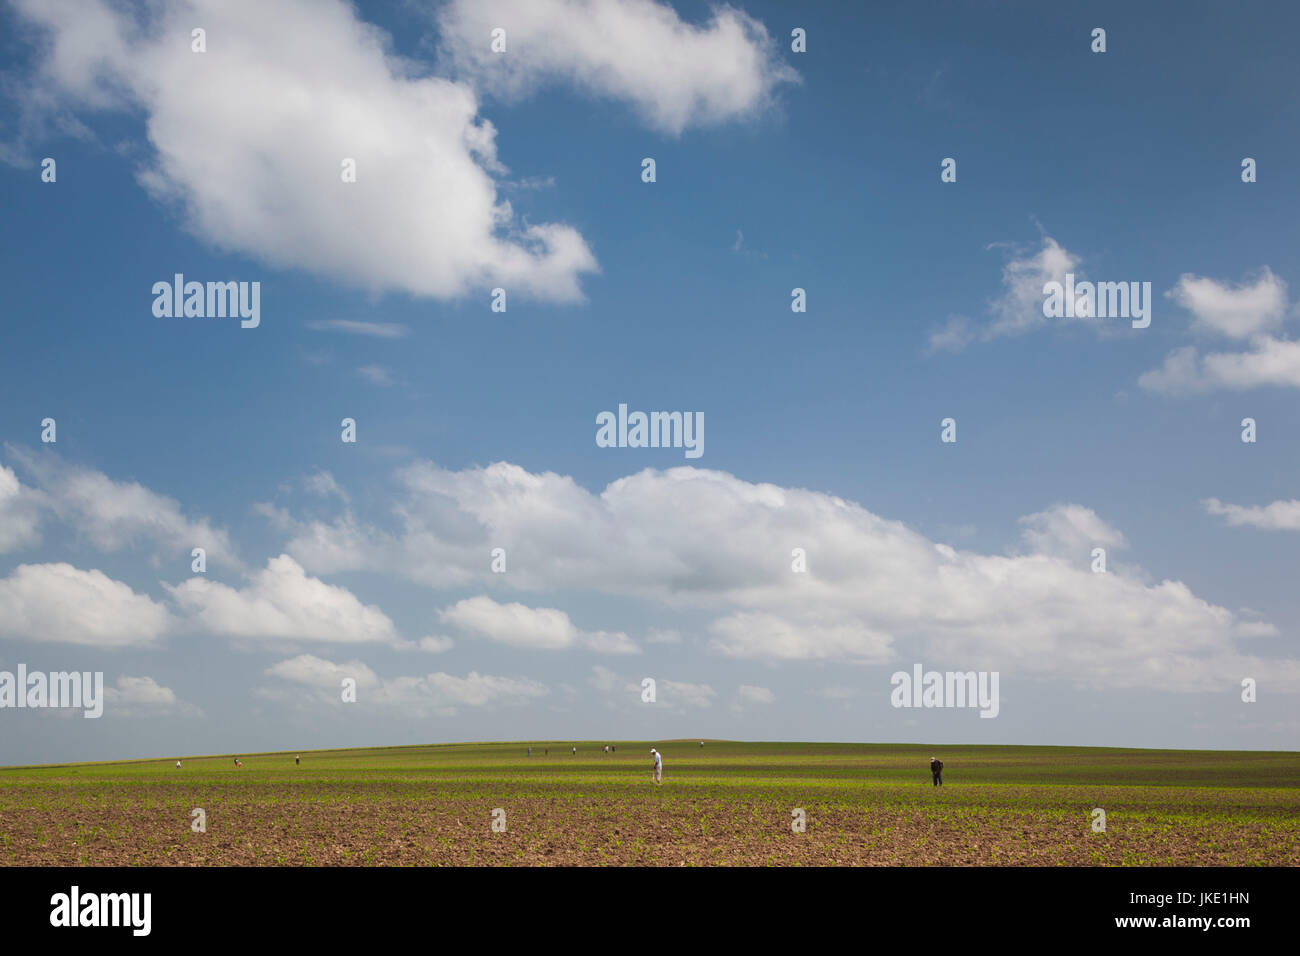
[416,671,547,710]
[11,0,597,302]
[986,237,1081,339]
[580,629,641,654]
[926,237,1083,351]
[1166,269,1288,340]
[710,612,894,662]
[586,665,714,709]
[436,0,798,135]
[6,445,239,568]
[1138,338,1300,393]
[266,653,379,688]
[925,315,975,354]
[1018,504,1127,562]
[280,460,1298,691]
[660,679,717,708]
[303,471,348,503]
[0,563,171,648]
[167,554,402,648]
[0,464,43,553]
[439,595,639,654]
[441,595,571,649]
[262,654,546,716]
[416,635,456,653]
[1141,269,1300,394]
[105,676,201,717]
[1204,497,1300,532]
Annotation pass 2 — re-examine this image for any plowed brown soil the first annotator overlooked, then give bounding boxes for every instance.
[2,779,1293,866]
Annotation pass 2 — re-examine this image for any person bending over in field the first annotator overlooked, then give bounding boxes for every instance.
[930,756,943,787]
[650,748,663,784]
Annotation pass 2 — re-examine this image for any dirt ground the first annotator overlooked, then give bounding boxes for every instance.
[2,782,1292,866]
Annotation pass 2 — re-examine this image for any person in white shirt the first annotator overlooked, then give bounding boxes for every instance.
[650,748,662,784]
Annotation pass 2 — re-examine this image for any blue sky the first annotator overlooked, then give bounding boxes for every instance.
[1,0,1297,763]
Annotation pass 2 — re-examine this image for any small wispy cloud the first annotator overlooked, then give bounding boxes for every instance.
[357,365,395,386]
[926,236,1081,353]
[730,228,767,259]
[305,320,409,339]
[502,175,556,191]
[1204,497,1300,531]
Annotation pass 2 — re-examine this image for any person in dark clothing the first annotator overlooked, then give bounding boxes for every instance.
[930,756,944,786]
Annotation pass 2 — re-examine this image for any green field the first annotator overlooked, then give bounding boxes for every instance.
[1,741,1297,866]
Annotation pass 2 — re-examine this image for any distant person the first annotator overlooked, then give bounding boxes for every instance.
[650,748,662,784]
[572,746,577,755]
[700,741,704,749]
[175,760,181,769]
[611,745,615,753]
[295,755,300,766]
[930,756,943,787]
[527,747,532,756]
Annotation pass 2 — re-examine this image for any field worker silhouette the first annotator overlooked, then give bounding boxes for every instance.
[650,748,663,784]
[295,755,300,765]
[930,756,944,787]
